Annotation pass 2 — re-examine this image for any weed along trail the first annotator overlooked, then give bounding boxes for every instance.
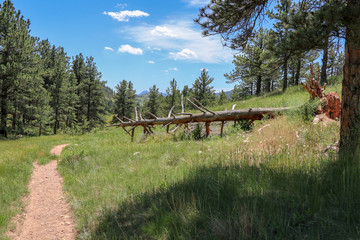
[7,144,76,240]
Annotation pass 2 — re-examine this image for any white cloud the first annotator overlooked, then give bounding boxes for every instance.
[104,47,114,52]
[116,3,127,9]
[183,0,209,6]
[147,60,155,64]
[151,26,177,37]
[118,44,143,55]
[121,20,234,63]
[103,10,149,22]
[164,67,178,73]
[170,49,198,60]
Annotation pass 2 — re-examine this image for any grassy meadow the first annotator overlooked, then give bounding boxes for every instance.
[2,83,360,239]
[0,134,74,238]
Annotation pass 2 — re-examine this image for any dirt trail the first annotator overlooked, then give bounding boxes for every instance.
[7,144,77,240]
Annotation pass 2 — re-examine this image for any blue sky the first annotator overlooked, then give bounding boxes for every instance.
[12,0,238,93]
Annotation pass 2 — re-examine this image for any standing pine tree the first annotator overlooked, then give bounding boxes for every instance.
[113,80,136,120]
[145,85,161,116]
[231,85,247,101]
[72,53,87,126]
[218,90,228,105]
[192,69,216,106]
[60,72,78,131]
[83,56,106,130]
[125,81,136,118]
[39,42,73,134]
[267,0,294,91]
[114,80,128,119]
[225,28,274,96]
[165,78,180,111]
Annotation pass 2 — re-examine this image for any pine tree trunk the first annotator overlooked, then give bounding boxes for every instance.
[39,122,42,136]
[54,107,59,135]
[87,84,91,122]
[295,58,301,85]
[256,75,262,96]
[283,57,288,91]
[12,99,17,131]
[291,65,296,85]
[339,32,360,156]
[321,38,329,85]
[0,86,8,138]
[265,78,271,93]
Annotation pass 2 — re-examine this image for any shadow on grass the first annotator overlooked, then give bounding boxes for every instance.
[93,157,360,240]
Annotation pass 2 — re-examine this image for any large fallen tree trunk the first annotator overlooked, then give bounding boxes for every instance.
[108,97,289,140]
[107,107,289,128]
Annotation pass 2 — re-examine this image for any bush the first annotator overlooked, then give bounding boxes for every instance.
[191,123,203,140]
[290,99,320,122]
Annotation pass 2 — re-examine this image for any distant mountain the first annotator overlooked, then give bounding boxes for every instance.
[215,90,232,97]
[136,91,167,107]
[137,91,167,97]
[138,90,149,96]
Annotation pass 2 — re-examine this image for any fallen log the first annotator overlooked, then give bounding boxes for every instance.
[107,107,289,128]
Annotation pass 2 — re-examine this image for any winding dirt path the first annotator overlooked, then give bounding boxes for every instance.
[7,144,77,240]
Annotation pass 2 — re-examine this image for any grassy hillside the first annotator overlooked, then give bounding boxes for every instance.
[213,83,342,111]
[2,83,359,239]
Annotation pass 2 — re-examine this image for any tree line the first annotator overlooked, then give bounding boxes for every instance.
[0,0,108,137]
[112,69,221,121]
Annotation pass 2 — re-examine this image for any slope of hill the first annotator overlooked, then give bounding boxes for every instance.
[2,82,359,240]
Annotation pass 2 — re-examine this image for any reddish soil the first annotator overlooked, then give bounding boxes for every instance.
[7,144,77,240]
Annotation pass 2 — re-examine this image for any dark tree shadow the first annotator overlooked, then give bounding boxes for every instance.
[92,159,360,240]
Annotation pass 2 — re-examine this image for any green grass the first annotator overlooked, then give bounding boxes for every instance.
[213,83,342,111]
[0,134,81,239]
[56,115,360,239]
[3,82,359,239]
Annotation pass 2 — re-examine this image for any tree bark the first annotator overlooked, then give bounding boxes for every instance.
[291,64,296,85]
[0,86,8,138]
[339,33,360,155]
[321,37,329,85]
[295,58,301,85]
[265,78,271,93]
[256,75,262,96]
[283,57,288,91]
[54,107,59,135]
[87,84,91,122]
[12,98,17,131]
